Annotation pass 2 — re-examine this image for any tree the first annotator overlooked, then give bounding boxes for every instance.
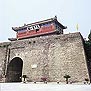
[41,77,47,83]
[22,75,27,83]
[64,74,71,84]
[85,30,91,47]
[88,30,91,42]
[85,78,89,84]
[85,31,91,83]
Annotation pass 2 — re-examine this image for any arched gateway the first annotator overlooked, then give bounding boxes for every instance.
[6,57,23,82]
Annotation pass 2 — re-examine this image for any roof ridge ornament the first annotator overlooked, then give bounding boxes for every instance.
[54,16,57,20]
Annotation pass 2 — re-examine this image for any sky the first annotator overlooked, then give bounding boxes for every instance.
[0,0,91,42]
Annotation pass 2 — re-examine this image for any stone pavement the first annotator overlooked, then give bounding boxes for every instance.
[0,82,91,91]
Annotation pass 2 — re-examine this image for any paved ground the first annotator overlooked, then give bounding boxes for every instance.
[0,83,91,91]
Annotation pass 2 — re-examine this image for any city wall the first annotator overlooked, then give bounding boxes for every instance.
[0,32,89,82]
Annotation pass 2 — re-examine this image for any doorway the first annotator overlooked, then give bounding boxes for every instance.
[6,57,23,82]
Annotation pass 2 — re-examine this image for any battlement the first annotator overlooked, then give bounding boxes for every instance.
[1,32,82,48]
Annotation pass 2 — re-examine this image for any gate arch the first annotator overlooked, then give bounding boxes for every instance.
[6,57,23,82]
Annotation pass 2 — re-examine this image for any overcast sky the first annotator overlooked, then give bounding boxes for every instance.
[0,0,91,42]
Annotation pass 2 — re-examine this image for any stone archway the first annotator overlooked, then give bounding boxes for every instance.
[6,57,23,82]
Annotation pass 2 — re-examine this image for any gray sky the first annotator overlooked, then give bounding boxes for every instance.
[0,0,91,42]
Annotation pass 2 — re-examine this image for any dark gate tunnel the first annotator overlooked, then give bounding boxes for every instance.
[6,57,23,82]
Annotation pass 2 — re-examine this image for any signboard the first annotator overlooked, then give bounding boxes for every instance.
[27,25,40,30]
